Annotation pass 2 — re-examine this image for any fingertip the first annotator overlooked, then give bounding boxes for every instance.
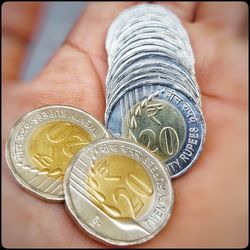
[152,2,198,22]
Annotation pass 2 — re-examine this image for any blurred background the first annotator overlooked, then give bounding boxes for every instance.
[3,2,86,82]
[22,2,86,81]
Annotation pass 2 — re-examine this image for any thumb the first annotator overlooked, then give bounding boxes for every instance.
[2,2,43,83]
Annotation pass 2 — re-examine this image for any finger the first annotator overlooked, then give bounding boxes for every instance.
[195,2,248,36]
[63,2,143,84]
[2,2,43,83]
[34,2,144,120]
[152,2,198,22]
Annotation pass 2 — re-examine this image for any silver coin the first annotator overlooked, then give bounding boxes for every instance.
[64,138,174,246]
[105,3,205,179]
[5,105,110,201]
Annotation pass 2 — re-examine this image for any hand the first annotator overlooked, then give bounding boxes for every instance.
[2,2,248,248]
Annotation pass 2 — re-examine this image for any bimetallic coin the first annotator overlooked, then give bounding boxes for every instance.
[64,138,174,246]
[105,84,206,178]
[5,105,110,201]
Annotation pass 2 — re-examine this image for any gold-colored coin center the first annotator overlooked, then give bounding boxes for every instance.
[28,121,91,179]
[123,99,186,161]
[88,155,154,220]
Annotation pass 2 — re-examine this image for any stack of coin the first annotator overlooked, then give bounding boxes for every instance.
[105,4,206,178]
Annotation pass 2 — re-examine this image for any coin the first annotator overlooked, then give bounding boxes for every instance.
[5,105,110,201]
[105,84,206,178]
[64,138,174,246]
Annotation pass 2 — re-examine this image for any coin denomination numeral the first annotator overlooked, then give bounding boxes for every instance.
[159,127,179,156]
[46,122,90,159]
[139,129,156,148]
[47,122,73,143]
[88,159,153,219]
[129,126,179,156]
[126,173,153,197]
[113,187,144,218]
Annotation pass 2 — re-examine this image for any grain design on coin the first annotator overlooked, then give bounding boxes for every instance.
[106,84,206,178]
[5,105,110,201]
[124,99,186,161]
[64,139,174,246]
[88,155,153,219]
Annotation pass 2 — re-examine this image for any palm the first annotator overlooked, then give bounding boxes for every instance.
[2,2,247,248]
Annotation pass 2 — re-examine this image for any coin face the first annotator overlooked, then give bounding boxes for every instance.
[64,138,174,246]
[5,105,110,201]
[106,84,206,178]
[123,99,186,162]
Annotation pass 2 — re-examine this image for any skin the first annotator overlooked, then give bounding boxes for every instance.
[2,2,248,248]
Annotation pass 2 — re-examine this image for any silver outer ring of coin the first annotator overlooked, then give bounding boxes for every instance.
[105,84,206,178]
[5,105,110,202]
[64,138,174,246]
